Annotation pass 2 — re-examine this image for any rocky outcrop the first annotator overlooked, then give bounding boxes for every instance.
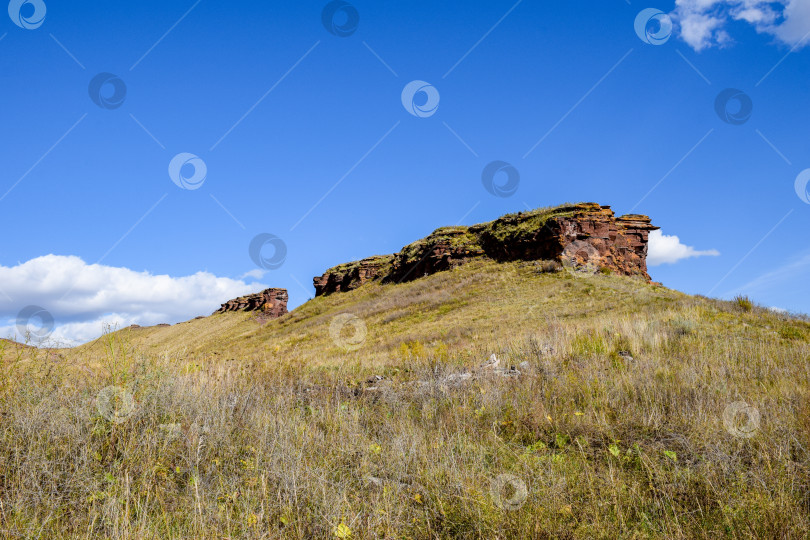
[313,203,658,296]
[387,227,486,284]
[216,288,288,318]
[313,256,393,296]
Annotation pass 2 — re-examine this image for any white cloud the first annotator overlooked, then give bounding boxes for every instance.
[672,0,810,51]
[771,0,810,44]
[647,229,720,266]
[240,268,267,280]
[678,9,727,51]
[0,255,267,346]
[735,5,777,25]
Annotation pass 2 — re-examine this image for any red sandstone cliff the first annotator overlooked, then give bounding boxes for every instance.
[313,203,658,296]
[215,288,289,317]
[216,204,658,312]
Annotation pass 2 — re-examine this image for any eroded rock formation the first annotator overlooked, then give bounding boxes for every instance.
[313,203,658,296]
[312,256,392,296]
[216,288,288,317]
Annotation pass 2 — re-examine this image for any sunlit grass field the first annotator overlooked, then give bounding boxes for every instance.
[1,260,809,538]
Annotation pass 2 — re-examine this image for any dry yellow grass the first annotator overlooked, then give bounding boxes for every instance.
[1,260,809,538]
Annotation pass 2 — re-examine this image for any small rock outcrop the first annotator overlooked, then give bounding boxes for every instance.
[312,256,392,296]
[216,288,288,318]
[313,203,658,296]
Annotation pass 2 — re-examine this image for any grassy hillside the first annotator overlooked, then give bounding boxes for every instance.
[2,260,810,538]
[70,259,679,367]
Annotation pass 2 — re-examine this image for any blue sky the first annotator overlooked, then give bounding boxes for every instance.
[2,0,809,343]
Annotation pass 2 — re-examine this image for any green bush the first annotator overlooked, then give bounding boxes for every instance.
[734,295,754,312]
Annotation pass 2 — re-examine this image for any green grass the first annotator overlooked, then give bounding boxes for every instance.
[1,260,809,538]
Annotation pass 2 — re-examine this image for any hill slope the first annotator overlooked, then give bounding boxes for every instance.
[3,245,810,538]
[68,256,808,372]
[71,259,675,366]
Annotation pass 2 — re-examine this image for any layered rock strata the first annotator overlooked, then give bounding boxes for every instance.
[216,288,289,318]
[313,203,658,296]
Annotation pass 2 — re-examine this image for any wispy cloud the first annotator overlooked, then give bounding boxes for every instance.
[672,0,810,51]
[240,268,267,280]
[647,229,720,266]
